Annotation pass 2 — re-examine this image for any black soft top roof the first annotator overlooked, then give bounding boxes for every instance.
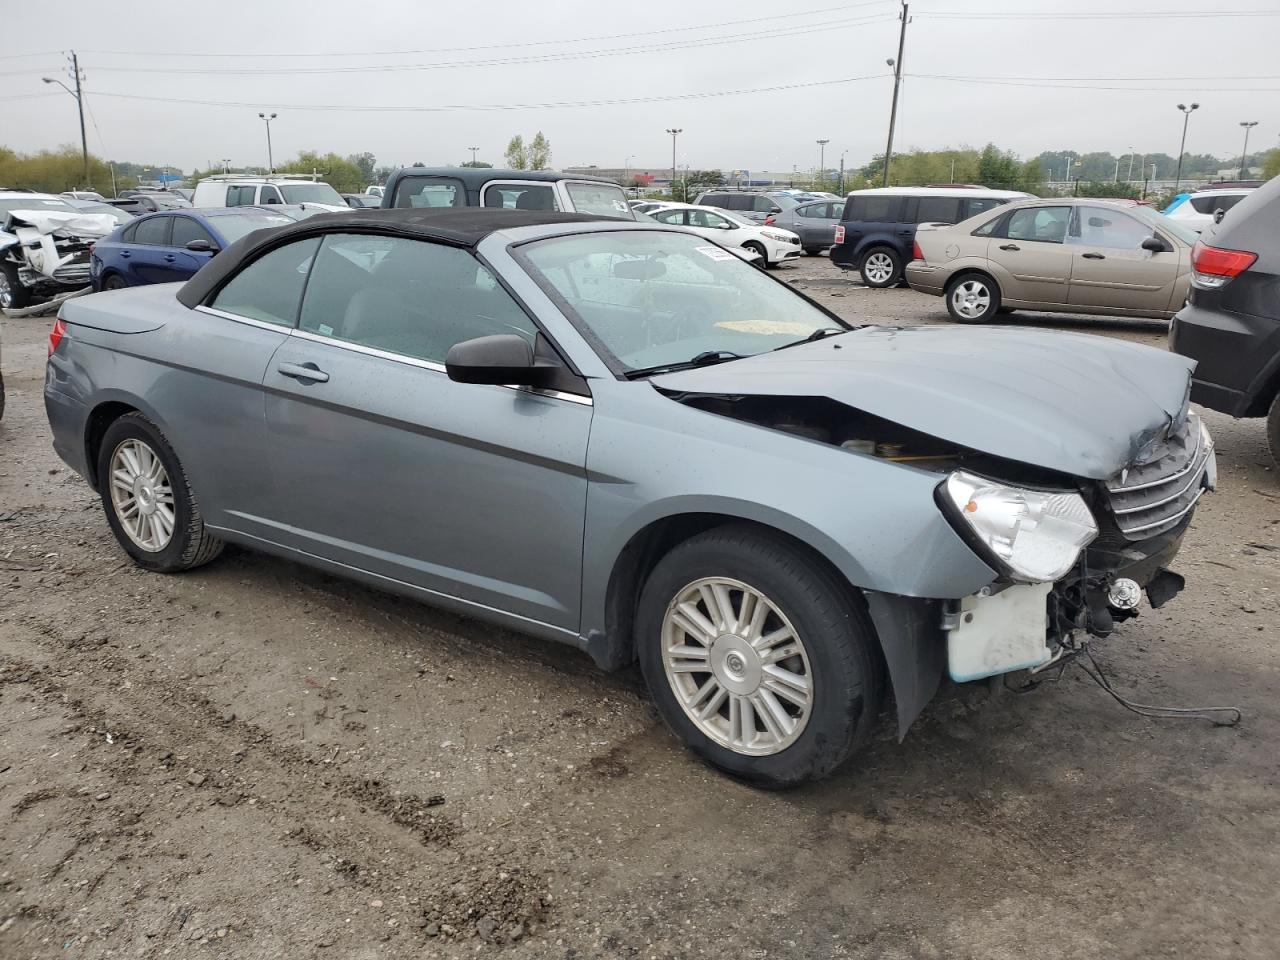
[176,208,602,308]
[385,166,617,189]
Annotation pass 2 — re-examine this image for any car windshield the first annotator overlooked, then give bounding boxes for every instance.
[565,181,635,219]
[278,183,346,205]
[0,196,81,216]
[519,230,845,375]
[77,203,133,224]
[209,212,298,244]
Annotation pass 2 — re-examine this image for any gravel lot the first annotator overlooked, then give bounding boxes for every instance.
[2,257,1278,959]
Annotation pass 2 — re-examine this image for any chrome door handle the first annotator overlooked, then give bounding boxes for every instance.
[120,251,131,258]
[1081,252,1106,260]
[277,362,329,383]
[998,243,1020,251]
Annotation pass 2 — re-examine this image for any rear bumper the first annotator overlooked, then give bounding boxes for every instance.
[1169,301,1275,417]
[904,262,945,295]
[44,382,90,482]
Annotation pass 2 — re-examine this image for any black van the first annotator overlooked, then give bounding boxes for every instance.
[1170,175,1280,466]
[829,188,1030,287]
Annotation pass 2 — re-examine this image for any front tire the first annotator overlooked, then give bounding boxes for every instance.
[741,241,767,267]
[859,248,901,288]
[0,262,32,310]
[96,413,224,573]
[945,273,1002,323]
[636,525,881,788]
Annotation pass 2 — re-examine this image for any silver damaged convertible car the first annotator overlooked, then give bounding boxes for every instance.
[45,209,1216,787]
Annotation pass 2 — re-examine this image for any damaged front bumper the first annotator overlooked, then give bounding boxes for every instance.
[1,209,114,305]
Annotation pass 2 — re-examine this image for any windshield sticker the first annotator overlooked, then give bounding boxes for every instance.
[612,200,629,212]
[714,320,819,336]
[695,245,735,261]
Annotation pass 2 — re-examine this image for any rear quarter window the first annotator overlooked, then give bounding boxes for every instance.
[846,196,897,222]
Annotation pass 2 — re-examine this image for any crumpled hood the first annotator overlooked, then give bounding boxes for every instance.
[652,325,1195,480]
[2,209,117,239]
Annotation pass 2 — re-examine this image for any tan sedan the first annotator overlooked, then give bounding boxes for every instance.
[905,198,1196,323]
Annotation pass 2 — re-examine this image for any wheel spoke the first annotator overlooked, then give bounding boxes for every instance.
[763,676,809,708]
[753,625,794,652]
[763,664,809,697]
[696,683,728,721]
[709,582,736,632]
[752,689,793,742]
[154,504,175,538]
[673,602,717,645]
[119,445,143,479]
[111,468,133,492]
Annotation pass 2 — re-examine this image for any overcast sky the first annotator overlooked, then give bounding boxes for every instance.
[2,0,1276,176]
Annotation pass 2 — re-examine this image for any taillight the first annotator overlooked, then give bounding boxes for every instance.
[764,214,775,225]
[834,225,845,244]
[912,240,924,262]
[48,317,67,356]
[1191,239,1257,290]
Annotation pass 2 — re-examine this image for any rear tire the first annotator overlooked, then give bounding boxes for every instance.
[0,262,32,310]
[945,273,1002,324]
[636,524,882,789]
[859,248,901,288]
[102,273,127,291]
[96,413,224,573]
[1267,393,1280,470]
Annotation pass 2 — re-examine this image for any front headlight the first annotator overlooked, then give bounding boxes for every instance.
[942,470,1098,582]
[761,230,792,242]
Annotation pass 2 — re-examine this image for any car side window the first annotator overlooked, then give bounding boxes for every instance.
[914,197,961,224]
[972,213,1004,237]
[171,216,216,248]
[482,183,559,211]
[752,195,777,213]
[650,209,686,225]
[1005,206,1070,243]
[963,197,1003,219]
[297,234,539,365]
[689,209,729,229]
[854,196,895,222]
[226,185,252,207]
[133,216,171,246]
[1069,207,1155,250]
[210,236,321,326]
[259,185,283,205]
[830,202,844,219]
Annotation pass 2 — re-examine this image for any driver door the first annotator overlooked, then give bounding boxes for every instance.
[261,232,592,630]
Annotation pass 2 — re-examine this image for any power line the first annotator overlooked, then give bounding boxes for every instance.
[0,50,63,61]
[86,74,892,113]
[0,92,62,102]
[87,14,897,76]
[79,0,894,59]
[915,7,1280,19]
[907,73,1280,92]
[0,65,65,77]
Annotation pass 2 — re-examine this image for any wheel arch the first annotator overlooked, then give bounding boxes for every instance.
[83,396,161,490]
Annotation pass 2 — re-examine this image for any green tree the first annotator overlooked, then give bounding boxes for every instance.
[670,169,725,203]
[1263,149,1280,180]
[348,152,376,183]
[1074,180,1140,199]
[460,160,493,168]
[275,151,365,192]
[976,143,1022,189]
[505,135,527,170]
[528,132,552,170]
[0,144,122,194]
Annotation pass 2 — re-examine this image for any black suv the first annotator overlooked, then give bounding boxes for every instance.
[1170,175,1280,465]
[829,188,1028,288]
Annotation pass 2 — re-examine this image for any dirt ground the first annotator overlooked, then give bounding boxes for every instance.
[2,258,1278,960]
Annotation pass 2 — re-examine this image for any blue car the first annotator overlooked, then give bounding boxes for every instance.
[90,207,302,291]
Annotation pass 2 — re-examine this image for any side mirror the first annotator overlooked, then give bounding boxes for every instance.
[769,206,782,214]
[185,239,218,253]
[445,334,550,386]
[1141,236,1167,253]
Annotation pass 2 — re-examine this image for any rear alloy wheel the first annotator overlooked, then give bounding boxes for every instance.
[637,525,881,788]
[1267,393,1280,470]
[0,262,32,310]
[97,413,224,573]
[859,248,900,288]
[946,274,1002,323]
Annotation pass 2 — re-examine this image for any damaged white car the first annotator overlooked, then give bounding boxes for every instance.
[1,191,117,310]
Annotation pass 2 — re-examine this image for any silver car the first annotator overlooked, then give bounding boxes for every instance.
[768,199,845,254]
[45,208,1214,786]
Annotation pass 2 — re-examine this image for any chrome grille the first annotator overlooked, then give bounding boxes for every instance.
[1104,413,1212,540]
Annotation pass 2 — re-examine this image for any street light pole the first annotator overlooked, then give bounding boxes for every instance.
[258,112,278,173]
[880,2,909,188]
[1127,147,1135,182]
[665,128,682,197]
[1238,121,1258,179]
[1172,102,1199,193]
[816,139,829,191]
[468,146,479,165]
[42,51,91,189]
[220,158,232,174]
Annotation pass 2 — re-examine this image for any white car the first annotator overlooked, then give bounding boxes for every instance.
[1164,188,1253,234]
[365,184,385,198]
[192,175,351,212]
[645,202,802,267]
[1,190,117,309]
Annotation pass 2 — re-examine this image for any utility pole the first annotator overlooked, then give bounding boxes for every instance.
[1127,147,1135,182]
[258,112,278,173]
[880,2,909,188]
[839,153,846,195]
[950,157,955,184]
[1172,102,1199,194]
[665,128,682,197]
[42,51,91,189]
[816,139,829,191]
[1238,121,1258,179]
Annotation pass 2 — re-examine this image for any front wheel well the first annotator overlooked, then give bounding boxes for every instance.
[84,401,141,489]
[600,514,880,673]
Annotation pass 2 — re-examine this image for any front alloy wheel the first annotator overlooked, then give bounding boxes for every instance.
[661,577,812,756]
